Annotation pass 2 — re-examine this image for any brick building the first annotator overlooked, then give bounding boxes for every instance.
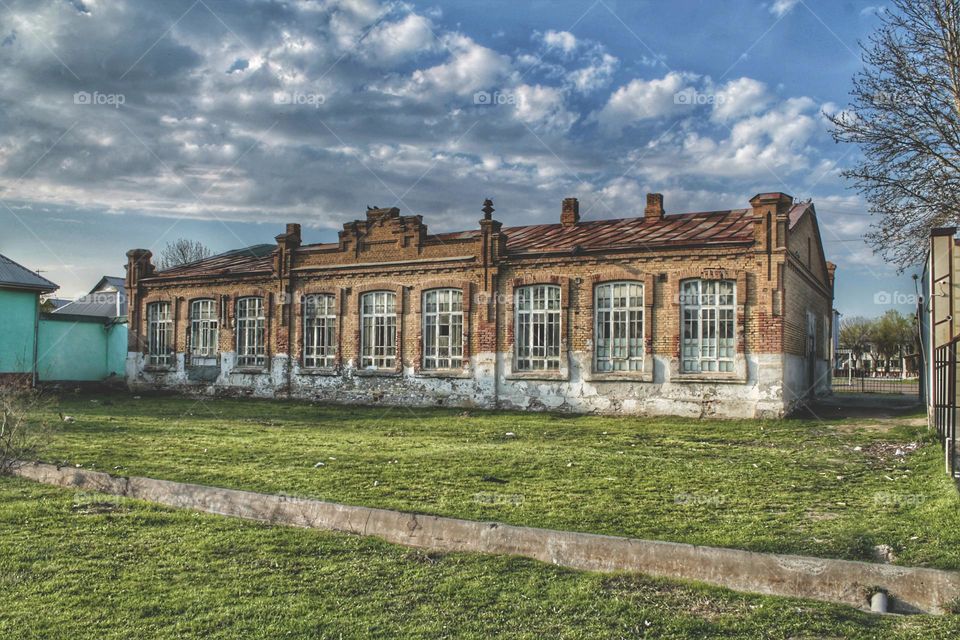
[125,191,835,418]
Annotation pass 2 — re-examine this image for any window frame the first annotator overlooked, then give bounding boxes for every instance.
[235,296,267,369]
[146,301,173,367]
[514,284,562,372]
[680,278,736,374]
[360,290,398,370]
[593,281,645,373]
[422,288,464,371]
[302,293,337,369]
[188,298,219,364]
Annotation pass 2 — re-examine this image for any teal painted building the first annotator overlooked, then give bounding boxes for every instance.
[36,314,127,382]
[0,253,59,381]
[0,255,128,384]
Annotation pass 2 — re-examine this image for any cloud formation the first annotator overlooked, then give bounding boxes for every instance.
[0,0,855,245]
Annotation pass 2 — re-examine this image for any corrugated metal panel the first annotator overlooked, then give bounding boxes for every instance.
[0,253,59,291]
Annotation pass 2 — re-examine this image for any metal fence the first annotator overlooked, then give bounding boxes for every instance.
[831,376,920,396]
[934,338,960,484]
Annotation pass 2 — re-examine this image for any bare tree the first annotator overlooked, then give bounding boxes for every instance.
[829,0,960,269]
[156,238,213,270]
[0,384,50,474]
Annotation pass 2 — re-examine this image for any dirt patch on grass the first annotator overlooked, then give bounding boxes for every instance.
[70,500,128,515]
[857,442,921,464]
[601,575,751,621]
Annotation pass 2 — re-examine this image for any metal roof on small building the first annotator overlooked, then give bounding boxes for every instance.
[0,253,59,292]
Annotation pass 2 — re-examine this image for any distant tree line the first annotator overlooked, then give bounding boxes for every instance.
[838,310,919,377]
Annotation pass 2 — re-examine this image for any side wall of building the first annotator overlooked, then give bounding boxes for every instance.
[0,289,38,374]
[780,212,834,410]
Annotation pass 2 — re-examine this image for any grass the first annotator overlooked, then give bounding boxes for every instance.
[2,475,959,639]
[32,391,960,569]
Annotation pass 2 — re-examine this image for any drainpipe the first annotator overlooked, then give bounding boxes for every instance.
[32,292,41,387]
[870,591,889,614]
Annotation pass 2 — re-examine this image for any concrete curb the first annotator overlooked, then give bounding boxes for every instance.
[12,461,960,615]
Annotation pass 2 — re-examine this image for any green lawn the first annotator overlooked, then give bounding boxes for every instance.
[2,475,958,639]
[31,392,960,569]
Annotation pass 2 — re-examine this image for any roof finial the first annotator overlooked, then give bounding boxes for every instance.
[481,198,494,220]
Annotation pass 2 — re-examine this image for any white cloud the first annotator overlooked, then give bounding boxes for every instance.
[512,84,577,131]
[678,97,820,177]
[711,77,770,121]
[406,33,512,97]
[568,53,618,93]
[770,0,800,17]
[542,30,577,54]
[591,72,694,133]
[361,13,436,65]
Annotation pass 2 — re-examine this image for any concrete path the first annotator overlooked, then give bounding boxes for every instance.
[11,461,960,615]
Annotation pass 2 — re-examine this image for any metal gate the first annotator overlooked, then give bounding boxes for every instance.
[934,337,960,483]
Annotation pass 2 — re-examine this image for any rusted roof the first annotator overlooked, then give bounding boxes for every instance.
[147,208,759,279]
[152,244,276,278]
[433,208,756,253]
[788,202,813,229]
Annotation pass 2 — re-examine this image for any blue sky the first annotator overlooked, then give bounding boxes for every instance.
[0,0,921,317]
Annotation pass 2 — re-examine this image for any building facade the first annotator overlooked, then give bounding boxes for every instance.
[125,192,835,418]
[0,253,59,385]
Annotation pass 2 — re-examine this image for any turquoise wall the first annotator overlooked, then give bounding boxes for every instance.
[0,288,39,374]
[106,321,127,377]
[36,318,128,382]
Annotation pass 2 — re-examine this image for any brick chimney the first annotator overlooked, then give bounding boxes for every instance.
[645,193,664,220]
[561,197,580,227]
[276,223,301,248]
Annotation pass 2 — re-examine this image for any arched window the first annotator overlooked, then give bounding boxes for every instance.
[189,299,218,364]
[423,289,463,369]
[361,291,396,369]
[594,282,643,372]
[236,297,266,367]
[515,284,561,371]
[303,294,336,368]
[146,301,172,366]
[680,279,735,373]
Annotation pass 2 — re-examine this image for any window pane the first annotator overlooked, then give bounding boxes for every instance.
[516,285,561,371]
[594,282,644,372]
[361,291,397,368]
[679,279,735,374]
[422,289,463,369]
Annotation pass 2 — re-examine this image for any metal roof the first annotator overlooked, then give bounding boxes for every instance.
[0,253,59,292]
[52,290,125,319]
[153,244,276,278]
[141,207,763,279]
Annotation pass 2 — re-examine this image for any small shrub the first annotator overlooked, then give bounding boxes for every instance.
[0,383,51,474]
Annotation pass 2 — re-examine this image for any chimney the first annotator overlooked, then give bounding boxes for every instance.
[561,197,580,227]
[276,223,301,248]
[645,193,664,220]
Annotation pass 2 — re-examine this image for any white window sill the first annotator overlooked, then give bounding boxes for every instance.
[298,367,339,376]
[672,373,746,384]
[415,369,472,379]
[505,371,568,382]
[353,369,402,377]
[583,371,653,383]
[232,366,269,374]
